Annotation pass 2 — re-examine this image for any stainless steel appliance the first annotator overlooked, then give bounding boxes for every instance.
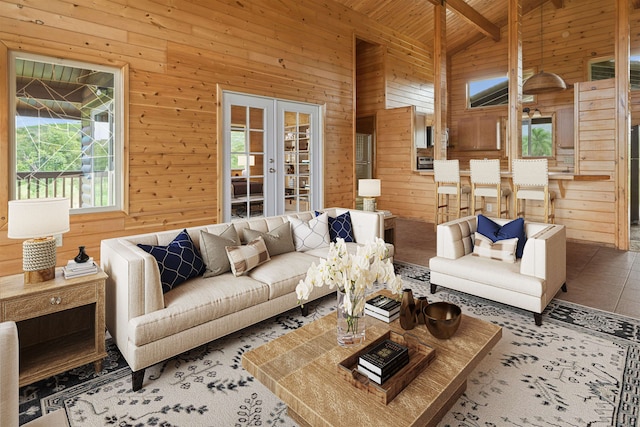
[417,156,433,170]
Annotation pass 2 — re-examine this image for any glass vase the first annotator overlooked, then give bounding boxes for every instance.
[336,290,366,347]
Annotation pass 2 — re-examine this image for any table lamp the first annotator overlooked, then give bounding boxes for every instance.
[8,198,70,283]
[358,179,381,212]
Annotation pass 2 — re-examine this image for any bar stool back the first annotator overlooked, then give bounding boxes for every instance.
[470,159,511,217]
[512,158,555,223]
[434,160,470,227]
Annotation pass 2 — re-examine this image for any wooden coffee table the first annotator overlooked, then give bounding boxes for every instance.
[242,294,502,427]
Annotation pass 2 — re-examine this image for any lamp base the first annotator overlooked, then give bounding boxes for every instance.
[22,237,58,284]
[362,197,376,212]
[24,267,56,284]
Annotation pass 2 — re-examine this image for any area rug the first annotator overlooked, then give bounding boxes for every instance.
[19,263,640,427]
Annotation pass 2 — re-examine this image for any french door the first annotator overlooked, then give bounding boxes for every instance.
[222,92,323,221]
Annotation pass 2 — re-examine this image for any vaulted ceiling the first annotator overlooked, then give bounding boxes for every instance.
[334,0,562,55]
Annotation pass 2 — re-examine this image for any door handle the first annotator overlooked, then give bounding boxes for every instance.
[269,168,276,173]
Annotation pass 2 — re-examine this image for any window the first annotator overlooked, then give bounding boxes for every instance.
[468,72,534,108]
[10,52,124,212]
[522,116,553,157]
[589,55,640,90]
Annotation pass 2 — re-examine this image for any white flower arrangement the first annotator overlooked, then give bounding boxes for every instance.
[295,237,403,318]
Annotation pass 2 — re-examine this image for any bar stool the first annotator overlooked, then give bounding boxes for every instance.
[512,158,555,223]
[470,159,511,218]
[434,159,470,228]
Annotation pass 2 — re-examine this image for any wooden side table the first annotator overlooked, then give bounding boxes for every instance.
[383,214,398,244]
[0,269,108,387]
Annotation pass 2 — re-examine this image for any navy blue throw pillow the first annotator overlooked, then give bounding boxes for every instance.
[138,229,205,293]
[315,211,355,242]
[476,215,526,258]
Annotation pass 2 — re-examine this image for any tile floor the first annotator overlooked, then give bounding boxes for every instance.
[393,217,640,319]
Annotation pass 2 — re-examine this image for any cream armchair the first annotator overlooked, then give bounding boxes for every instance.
[0,321,69,427]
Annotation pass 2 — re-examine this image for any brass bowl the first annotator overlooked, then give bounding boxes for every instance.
[423,302,462,339]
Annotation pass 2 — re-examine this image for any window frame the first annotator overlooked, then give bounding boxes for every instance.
[521,115,555,158]
[587,54,640,90]
[8,51,125,214]
[467,70,535,109]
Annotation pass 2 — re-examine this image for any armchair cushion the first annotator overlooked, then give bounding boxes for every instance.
[472,232,517,263]
[477,215,526,258]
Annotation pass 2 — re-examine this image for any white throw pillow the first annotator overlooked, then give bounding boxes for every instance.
[288,212,330,252]
[472,232,518,263]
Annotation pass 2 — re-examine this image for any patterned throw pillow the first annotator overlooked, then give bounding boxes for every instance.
[225,236,271,276]
[137,229,206,293]
[199,225,240,278]
[243,222,295,257]
[315,211,355,243]
[288,212,330,251]
[477,215,527,258]
[472,232,518,263]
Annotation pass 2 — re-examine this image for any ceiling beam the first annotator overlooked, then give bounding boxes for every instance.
[445,0,501,41]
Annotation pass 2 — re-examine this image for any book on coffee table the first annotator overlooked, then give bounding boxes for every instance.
[358,339,409,376]
[356,354,408,384]
[365,308,400,323]
[365,294,401,316]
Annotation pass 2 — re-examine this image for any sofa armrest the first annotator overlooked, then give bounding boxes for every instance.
[520,224,566,284]
[436,216,476,259]
[100,238,165,349]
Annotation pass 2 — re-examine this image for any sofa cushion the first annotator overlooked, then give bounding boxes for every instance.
[477,215,526,258]
[226,236,271,276]
[243,222,295,256]
[429,254,544,297]
[248,251,321,300]
[288,212,330,251]
[200,225,240,278]
[129,274,269,347]
[137,229,205,293]
[472,232,517,263]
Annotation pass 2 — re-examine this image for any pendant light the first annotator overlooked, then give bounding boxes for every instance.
[523,1,566,95]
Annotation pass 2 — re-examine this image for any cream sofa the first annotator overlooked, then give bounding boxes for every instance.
[428,215,566,326]
[100,208,390,391]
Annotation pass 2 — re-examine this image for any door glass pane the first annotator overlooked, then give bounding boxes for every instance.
[231,106,265,219]
[284,111,311,213]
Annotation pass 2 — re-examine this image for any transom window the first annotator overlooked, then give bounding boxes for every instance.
[468,71,534,108]
[10,52,124,213]
[588,55,640,90]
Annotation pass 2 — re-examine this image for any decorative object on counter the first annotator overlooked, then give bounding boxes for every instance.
[522,1,566,94]
[296,237,403,347]
[74,245,90,263]
[399,288,416,330]
[423,302,462,339]
[358,178,381,212]
[7,198,70,284]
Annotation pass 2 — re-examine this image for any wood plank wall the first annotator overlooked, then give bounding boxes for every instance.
[0,0,433,275]
[380,0,639,248]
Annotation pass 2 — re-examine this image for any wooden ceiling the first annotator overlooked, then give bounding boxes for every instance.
[334,0,558,55]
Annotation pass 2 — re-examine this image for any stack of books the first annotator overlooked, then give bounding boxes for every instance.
[365,294,401,322]
[63,258,98,279]
[357,339,409,385]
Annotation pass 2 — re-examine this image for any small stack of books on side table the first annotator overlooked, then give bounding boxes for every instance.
[357,339,409,385]
[364,294,401,322]
[63,258,98,279]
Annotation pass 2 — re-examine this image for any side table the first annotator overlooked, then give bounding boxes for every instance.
[0,269,108,387]
[383,214,398,244]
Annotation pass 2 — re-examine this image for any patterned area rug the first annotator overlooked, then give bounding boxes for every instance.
[19,262,640,427]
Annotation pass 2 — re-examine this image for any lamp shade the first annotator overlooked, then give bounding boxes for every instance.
[522,71,567,95]
[358,179,381,197]
[8,198,70,239]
